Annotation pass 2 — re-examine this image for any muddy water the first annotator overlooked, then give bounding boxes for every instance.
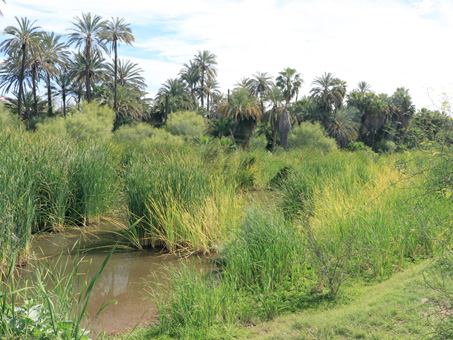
[29,226,208,335]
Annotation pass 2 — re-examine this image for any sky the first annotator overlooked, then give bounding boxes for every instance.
[1,0,453,110]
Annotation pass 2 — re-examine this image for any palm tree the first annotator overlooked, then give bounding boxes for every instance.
[264,85,285,150]
[356,81,372,95]
[102,84,144,121]
[179,60,200,109]
[205,78,220,113]
[54,68,71,116]
[250,72,273,115]
[310,72,346,114]
[101,17,134,117]
[217,88,261,139]
[326,106,360,147]
[194,50,217,109]
[68,52,108,98]
[41,32,69,115]
[156,78,193,121]
[234,77,253,91]
[0,17,43,117]
[0,55,32,100]
[68,12,107,103]
[105,59,146,91]
[276,67,303,149]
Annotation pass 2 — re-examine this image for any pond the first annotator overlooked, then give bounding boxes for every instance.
[23,224,208,335]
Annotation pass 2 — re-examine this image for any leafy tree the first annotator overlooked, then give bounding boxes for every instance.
[0,17,43,117]
[217,87,261,142]
[68,52,108,99]
[310,72,347,116]
[194,50,217,109]
[41,32,69,115]
[179,60,200,109]
[276,67,303,149]
[263,84,284,149]
[326,106,360,147]
[101,17,134,119]
[156,78,193,120]
[68,12,107,103]
[250,71,273,115]
[105,59,146,90]
[204,78,220,113]
[387,87,415,142]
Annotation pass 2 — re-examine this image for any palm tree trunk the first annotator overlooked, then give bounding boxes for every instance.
[232,114,239,140]
[113,38,118,119]
[32,64,38,117]
[18,44,26,118]
[85,42,91,103]
[47,72,52,116]
[271,118,278,150]
[207,93,210,112]
[200,70,205,109]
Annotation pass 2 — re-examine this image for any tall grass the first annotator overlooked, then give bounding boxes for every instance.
[123,145,243,252]
[0,125,120,270]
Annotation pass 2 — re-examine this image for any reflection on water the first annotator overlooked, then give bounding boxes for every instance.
[28,226,207,335]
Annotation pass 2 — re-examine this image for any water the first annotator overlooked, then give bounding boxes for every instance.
[28,225,208,335]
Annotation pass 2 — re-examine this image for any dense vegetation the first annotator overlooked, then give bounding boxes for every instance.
[0,11,452,340]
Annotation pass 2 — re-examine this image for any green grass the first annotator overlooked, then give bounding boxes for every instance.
[246,260,451,340]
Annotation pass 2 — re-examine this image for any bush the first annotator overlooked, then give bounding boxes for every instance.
[288,122,337,153]
[165,111,207,141]
[38,101,114,142]
[376,140,397,153]
[0,103,21,131]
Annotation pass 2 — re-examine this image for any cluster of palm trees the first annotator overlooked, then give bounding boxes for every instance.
[0,14,417,149]
[155,50,219,119]
[0,14,147,124]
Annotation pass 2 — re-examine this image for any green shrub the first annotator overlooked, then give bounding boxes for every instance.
[376,140,397,153]
[288,122,337,153]
[38,101,114,142]
[165,111,207,141]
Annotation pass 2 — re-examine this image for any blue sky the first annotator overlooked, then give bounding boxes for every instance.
[1,0,453,109]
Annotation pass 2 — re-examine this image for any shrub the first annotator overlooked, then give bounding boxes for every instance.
[165,111,207,141]
[288,122,337,153]
[38,101,114,142]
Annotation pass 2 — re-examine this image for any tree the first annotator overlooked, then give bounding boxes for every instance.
[179,60,200,110]
[387,87,415,142]
[194,50,217,109]
[0,17,43,117]
[276,67,303,149]
[204,78,220,113]
[101,17,134,119]
[156,78,193,121]
[263,84,284,150]
[326,106,360,147]
[68,12,107,103]
[356,81,372,95]
[217,88,261,142]
[41,32,69,115]
[105,59,146,90]
[68,52,108,98]
[250,71,273,116]
[310,72,347,115]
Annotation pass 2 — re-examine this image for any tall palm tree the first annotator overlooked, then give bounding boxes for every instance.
[0,17,43,117]
[0,55,32,99]
[205,78,220,113]
[194,50,217,109]
[217,88,261,138]
[179,60,200,109]
[101,17,134,116]
[105,59,146,90]
[276,67,303,149]
[68,12,107,103]
[41,32,69,115]
[68,52,108,91]
[310,72,346,114]
[250,72,273,115]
